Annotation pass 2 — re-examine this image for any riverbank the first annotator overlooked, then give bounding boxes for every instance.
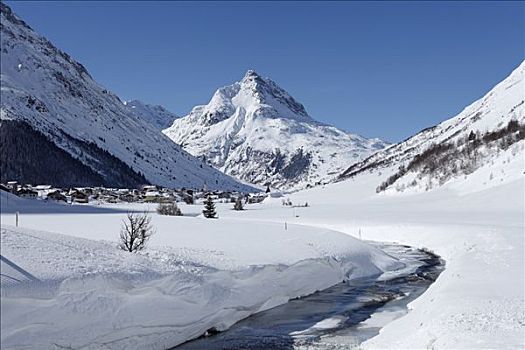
[174,243,444,349]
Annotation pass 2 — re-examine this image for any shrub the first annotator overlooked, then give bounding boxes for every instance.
[281,198,292,206]
[157,202,182,216]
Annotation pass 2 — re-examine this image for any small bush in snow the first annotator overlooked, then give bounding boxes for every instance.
[157,202,182,216]
[281,198,292,206]
[119,212,155,252]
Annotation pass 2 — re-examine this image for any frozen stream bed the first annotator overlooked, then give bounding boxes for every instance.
[174,242,444,350]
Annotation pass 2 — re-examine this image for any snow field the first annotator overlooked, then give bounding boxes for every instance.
[0,191,401,349]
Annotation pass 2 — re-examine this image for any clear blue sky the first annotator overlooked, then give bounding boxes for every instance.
[6,1,525,142]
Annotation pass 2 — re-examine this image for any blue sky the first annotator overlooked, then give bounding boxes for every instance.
[6,1,525,142]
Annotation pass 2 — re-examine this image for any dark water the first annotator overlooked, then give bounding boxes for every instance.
[174,243,444,350]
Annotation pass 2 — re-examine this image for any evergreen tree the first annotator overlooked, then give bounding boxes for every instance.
[233,196,244,211]
[203,194,217,218]
[266,185,271,193]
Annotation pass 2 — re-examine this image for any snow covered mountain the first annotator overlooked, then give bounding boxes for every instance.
[164,70,389,190]
[339,60,525,194]
[0,3,252,191]
[124,99,179,130]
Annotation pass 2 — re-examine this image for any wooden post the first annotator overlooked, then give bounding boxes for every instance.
[16,211,19,227]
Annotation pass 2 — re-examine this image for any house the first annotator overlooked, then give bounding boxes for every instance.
[77,187,93,196]
[6,181,18,193]
[142,185,157,192]
[119,193,136,203]
[71,190,89,204]
[246,193,267,204]
[17,188,38,199]
[34,185,53,198]
[143,191,161,203]
[100,194,119,203]
[47,190,67,202]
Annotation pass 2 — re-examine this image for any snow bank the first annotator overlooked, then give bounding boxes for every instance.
[0,193,401,349]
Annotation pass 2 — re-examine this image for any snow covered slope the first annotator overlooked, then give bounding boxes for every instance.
[0,3,251,191]
[164,70,388,190]
[339,60,525,194]
[125,99,179,130]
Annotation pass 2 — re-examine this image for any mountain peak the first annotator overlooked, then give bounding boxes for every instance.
[243,69,260,79]
[236,71,311,120]
[164,71,390,190]
[240,69,266,90]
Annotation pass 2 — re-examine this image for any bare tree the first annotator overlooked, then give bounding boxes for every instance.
[119,212,155,252]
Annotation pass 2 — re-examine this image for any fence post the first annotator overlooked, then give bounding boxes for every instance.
[16,211,19,227]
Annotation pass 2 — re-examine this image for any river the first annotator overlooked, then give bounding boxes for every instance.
[174,242,444,350]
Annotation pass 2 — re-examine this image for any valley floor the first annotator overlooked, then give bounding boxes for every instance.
[1,172,524,349]
[0,192,400,350]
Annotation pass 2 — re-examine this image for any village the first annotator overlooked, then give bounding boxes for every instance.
[0,181,270,206]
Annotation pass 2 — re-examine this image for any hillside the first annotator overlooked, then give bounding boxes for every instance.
[0,3,252,191]
[125,99,179,131]
[339,61,525,194]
